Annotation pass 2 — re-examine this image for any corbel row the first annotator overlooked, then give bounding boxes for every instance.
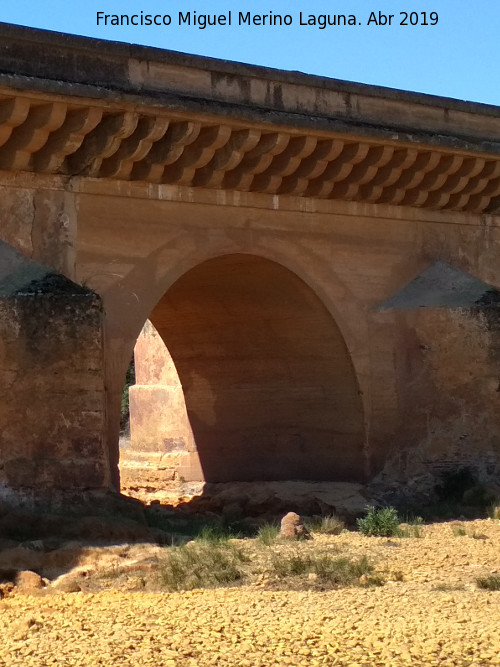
[0,95,499,213]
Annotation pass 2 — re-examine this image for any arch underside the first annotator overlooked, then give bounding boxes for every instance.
[135,254,365,482]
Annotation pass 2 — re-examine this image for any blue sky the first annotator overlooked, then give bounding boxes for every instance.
[1,1,499,105]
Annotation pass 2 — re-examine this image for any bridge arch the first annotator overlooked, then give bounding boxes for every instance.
[126,253,365,483]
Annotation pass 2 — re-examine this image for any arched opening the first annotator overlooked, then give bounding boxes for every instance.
[127,254,365,483]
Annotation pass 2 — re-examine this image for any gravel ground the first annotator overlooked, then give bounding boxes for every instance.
[1,519,500,667]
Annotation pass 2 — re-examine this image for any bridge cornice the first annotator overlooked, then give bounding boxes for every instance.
[0,23,499,213]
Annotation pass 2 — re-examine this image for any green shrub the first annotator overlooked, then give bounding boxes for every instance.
[476,575,500,591]
[357,506,401,537]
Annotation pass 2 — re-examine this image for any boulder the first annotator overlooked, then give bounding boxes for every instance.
[15,570,44,592]
[279,512,311,540]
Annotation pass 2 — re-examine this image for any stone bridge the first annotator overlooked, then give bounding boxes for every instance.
[1,23,500,506]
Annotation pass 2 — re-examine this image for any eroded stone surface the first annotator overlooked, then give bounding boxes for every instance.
[0,26,500,505]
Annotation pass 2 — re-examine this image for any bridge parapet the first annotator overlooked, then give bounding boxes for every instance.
[0,23,498,214]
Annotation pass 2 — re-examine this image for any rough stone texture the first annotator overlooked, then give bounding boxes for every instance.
[126,321,193,490]
[279,512,311,540]
[0,26,499,501]
[370,304,500,495]
[15,570,44,593]
[0,244,107,506]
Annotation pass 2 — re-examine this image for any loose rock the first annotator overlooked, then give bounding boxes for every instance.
[279,512,311,540]
[15,570,44,592]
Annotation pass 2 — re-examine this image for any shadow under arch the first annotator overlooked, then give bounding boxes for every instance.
[130,253,365,482]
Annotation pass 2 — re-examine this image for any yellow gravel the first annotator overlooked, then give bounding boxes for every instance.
[1,519,500,666]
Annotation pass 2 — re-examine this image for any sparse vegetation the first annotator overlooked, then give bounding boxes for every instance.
[476,574,500,591]
[305,514,345,535]
[195,524,241,543]
[158,541,247,591]
[432,583,466,592]
[270,552,379,588]
[399,516,424,538]
[257,523,280,545]
[451,524,488,539]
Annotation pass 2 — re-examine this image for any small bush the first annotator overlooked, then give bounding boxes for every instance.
[476,575,500,591]
[257,523,280,546]
[451,524,467,537]
[158,541,246,591]
[305,515,345,535]
[357,506,401,537]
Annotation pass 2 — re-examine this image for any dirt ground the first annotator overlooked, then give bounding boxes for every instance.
[0,518,499,666]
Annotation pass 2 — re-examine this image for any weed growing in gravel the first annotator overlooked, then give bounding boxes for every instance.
[305,515,345,535]
[451,524,487,539]
[195,525,240,544]
[398,516,424,538]
[470,530,488,540]
[357,506,401,537]
[432,583,466,592]
[271,553,311,577]
[270,552,380,588]
[257,523,280,545]
[476,574,500,591]
[158,541,248,591]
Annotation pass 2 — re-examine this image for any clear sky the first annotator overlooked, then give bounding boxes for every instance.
[1,1,499,106]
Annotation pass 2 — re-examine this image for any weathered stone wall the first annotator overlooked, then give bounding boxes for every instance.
[0,256,107,507]
[368,303,500,502]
